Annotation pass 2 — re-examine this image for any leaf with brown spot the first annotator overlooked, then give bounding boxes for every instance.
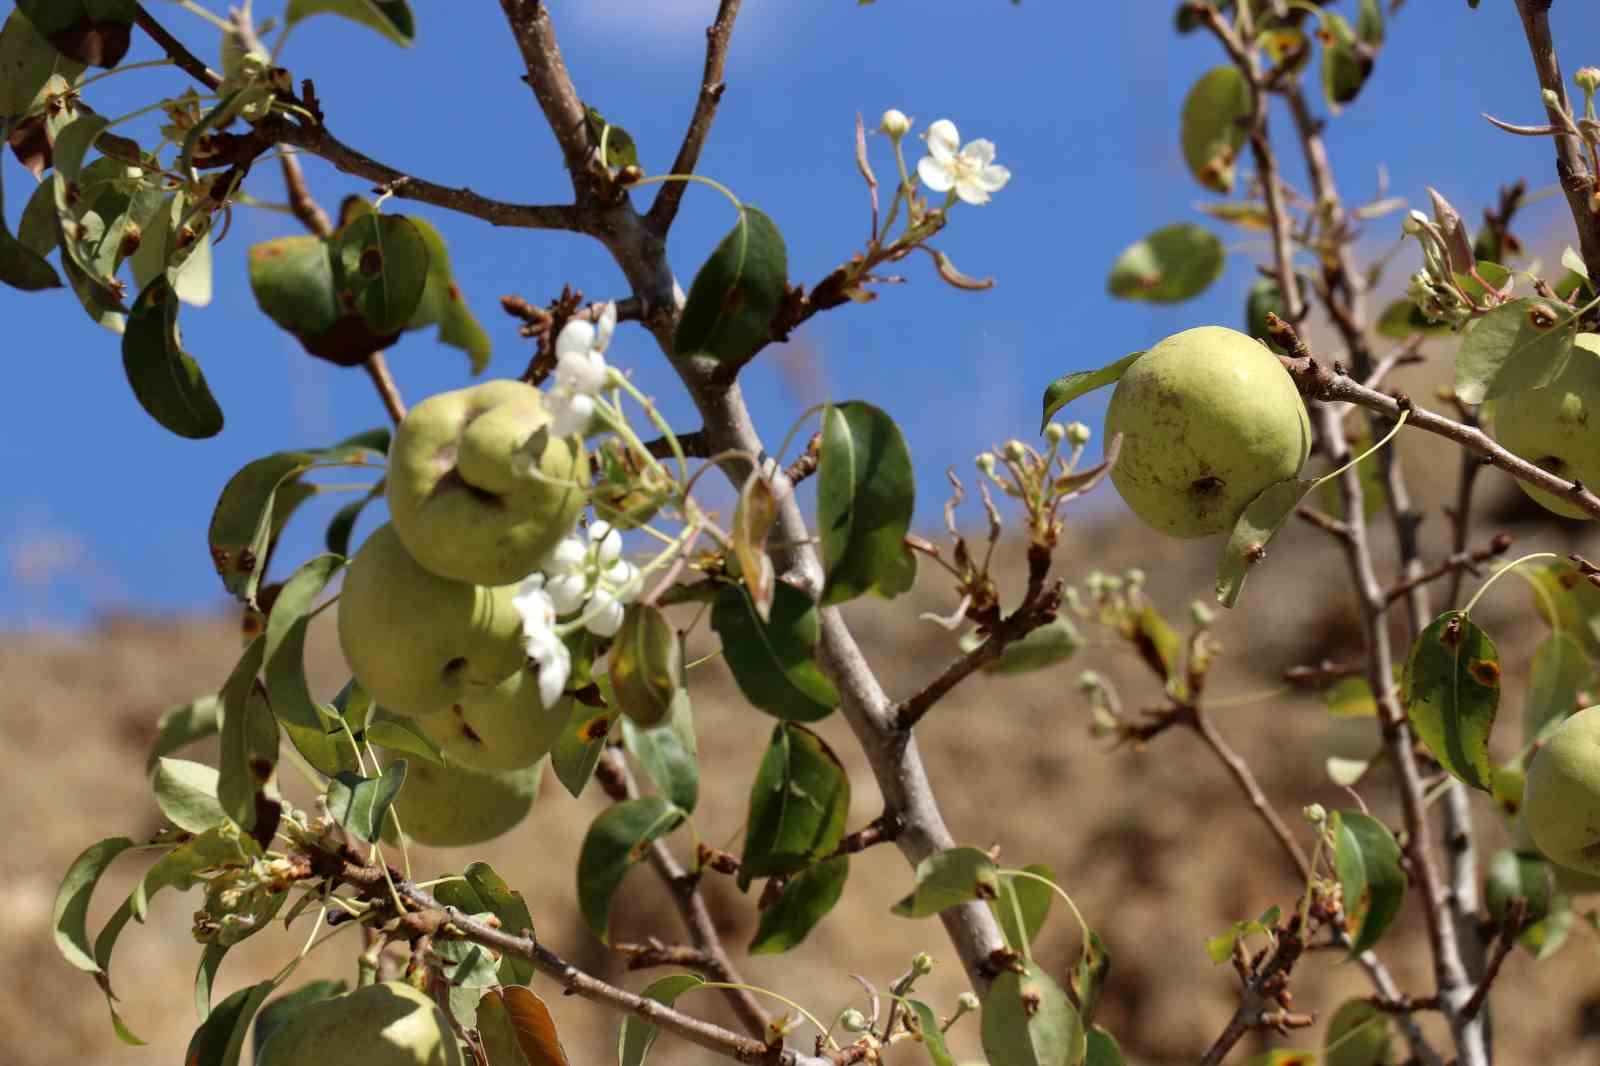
[1403,610,1500,791]
[1332,811,1406,955]
[477,986,570,1066]
[575,796,685,942]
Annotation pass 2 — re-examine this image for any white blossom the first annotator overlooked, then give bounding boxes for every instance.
[512,575,571,706]
[547,302,617,437]
[916,119,1011,205]
[536,520,639,638]
[878,108,911,137]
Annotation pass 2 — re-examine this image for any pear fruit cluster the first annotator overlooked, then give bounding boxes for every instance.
[1104,326,1312,538]
[336,380,586,848]
[1523,705,1600,877]
[1488,334,1600,520]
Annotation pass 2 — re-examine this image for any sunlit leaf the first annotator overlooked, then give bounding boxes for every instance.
[1040,352,1141,429]
[892,846,1000,918]
[1332,811,1405,954]
[981,963,1083,1066]
[618,975,704,1066]
[740,724,850,888]
[1215,478,1315,608]
[674,205,787,366]
[326,760,406,844]
[1455,297,1580,404]
[1107,224,1223,304]
[1402,610,1499,791]
[576,796,686,942]
[818,401,915,605]
[151,758,227,835]
[1180,66,1250,194]
[284,0,415,46]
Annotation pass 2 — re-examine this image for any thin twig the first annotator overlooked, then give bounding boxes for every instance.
[363,353,407,424]
[1462,899,1527,1022]
[1385,534,1513,605]
[596,751,770,1038]
[648,0,742,233]
[133,4,221,88]
[1189,705,1311,881]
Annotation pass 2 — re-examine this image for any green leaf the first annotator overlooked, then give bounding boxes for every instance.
[284,0,415,46]
[15,0,137,68]
[584,105,641,169]
[1376,297,1454,340]
[1085,1025,1127,1066]
[818,401,915,605]
[981,963,1084,1066]
[405,215,489,373]
[901,998,955,1066]
[253,980,347,1056]
[749,855,849,954]
[892,846,1000,918]
[1525,560,1600,659]
[1320,12,1373,112]
[463,861,537,985]
[331,211,430,333]
[146,695,222,771]
[151,758,227,834]
[1040,352,1141,429]
[711,583,839,721]
[218,638,276,831]
[1402,610,1500,791]
[327,761,406,843]
[1134,606,1183,683]
[674,204,788,365]
[1324,999,1391,1066]
[963,616,1082,676]
[621,697,699,813]
[194,940,228,1020]
[1205,905,1280,964]
[0,147,60,290]
[1246,278,1288,353]
[1180,66,1251,194]
[1215,477,1315,608]
[1072,932,1111,1028]
[618,974,704,1066]
[1325,678,1378,718]
[741,724,851,889]
[577,795,686,942]
[1484,848,1551,933]
[1332,811,1406,954]
[53,836,136,973]
[325,482,384,556]
[991,865,1054,950]
[120,275,223,438]
[1107,223,1223,304]
[550,691,620,798]
[248,234,339,335]
[609,604,682,728]
[206,432,387,601]
[1455,297,1580,404]
[1356,0,1385,44]
[1524,632,1590,747]
[262,616,359,779]
[0,9,83,118]
[364,709,445,767]
[186,981,276,1066]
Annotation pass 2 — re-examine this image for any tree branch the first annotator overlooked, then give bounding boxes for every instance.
[335,859,829,1066]
[1189,705,1311,881]
[133,4,220,89]
[648,0,742,233]
[596,750,771,1038]
[1278,340,1600,520]
[1512,0,1600,281]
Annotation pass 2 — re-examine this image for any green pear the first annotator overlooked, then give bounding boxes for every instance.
[383,750,541,848]
[256,982,463,1066]
[1512,811,1600,894]
[1103,326,1311,538]
[413,665,571,772]
[388,379,589,585]
[1523,704,1600,876]
[1489,335,1600,520]
[338,523,526,719]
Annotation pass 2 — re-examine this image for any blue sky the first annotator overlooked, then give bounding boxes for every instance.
[3,0,1598,625]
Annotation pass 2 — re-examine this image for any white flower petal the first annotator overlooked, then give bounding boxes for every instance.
[603,558,636,587]
[532,639,571,706]
[586,594,626,638]
[925,119,959,162]
[593,526,621,565]
[548,537,587,573]
[546,573,590,616]
[962,139,997,167]
[955,181,991,206]
[595,302,617,352]
[917,156,955,192]
[549,393,594,438]
[555,318,596,359]
[976,164,1011,192]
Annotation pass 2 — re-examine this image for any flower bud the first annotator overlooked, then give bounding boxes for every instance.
[878,109,912,138]
[1302,803,1327,826]
[1002,439,1026,463]
[839,1008,870,1033]
[1402,209,1428,235]
[912,951,935,976]
[1190,600,1214,628]
[1077,670,1104,694]
[976,452,997,475]
[1124,568,1146,588]
[957,992,981,1013]
[1065,421,1092,447]
[1576,68,1600,94]
[1542,88,1563,111]
[1044,421,1067,444]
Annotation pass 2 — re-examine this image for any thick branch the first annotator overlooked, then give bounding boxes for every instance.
[648,0,742,232]
[1512,0,1600,281]
[337,860,827,1066]
[133,5,220,89]
[496,0,597,183]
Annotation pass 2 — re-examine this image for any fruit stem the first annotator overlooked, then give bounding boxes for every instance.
[1460,552,1561,618]
[1309,409,1409,495]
